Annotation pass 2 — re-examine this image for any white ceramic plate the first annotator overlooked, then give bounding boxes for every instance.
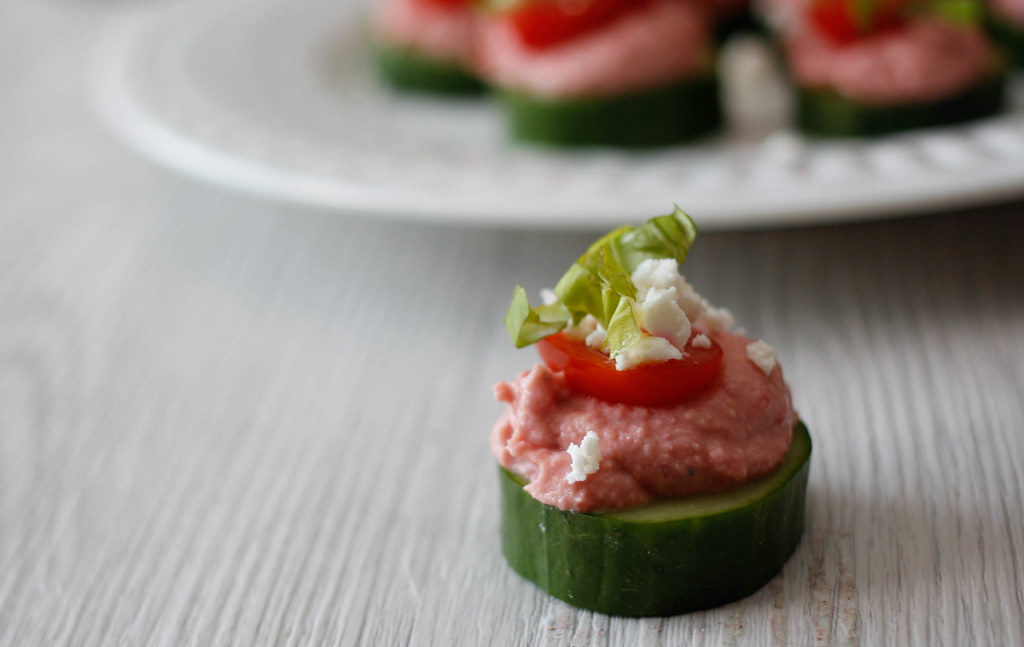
[93,0,1024,229]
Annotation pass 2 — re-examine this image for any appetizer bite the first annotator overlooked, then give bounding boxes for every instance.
[767,0,1006,136]
[492,209,811,616]
[986,0,1024,64]
[476,0,723,146]
[371,0,484,94]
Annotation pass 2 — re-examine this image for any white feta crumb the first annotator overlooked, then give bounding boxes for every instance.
[746,340,777,376]
[540,288,558,305]
[566,431,601,484]
[691,333,711,348]
[675,278,705,322]
[637,287,691,352]
[699,303,735,333]
[585,324,606,350]
[563,314,598,342]
[631,258,682,296]
[615,335,682,370]
[631,258,706,322]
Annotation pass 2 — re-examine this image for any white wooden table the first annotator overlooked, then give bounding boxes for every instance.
[2,1,1023,644]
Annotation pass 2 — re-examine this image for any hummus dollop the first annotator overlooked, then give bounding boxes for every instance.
[373,0,477,67]
[491,331,797,512]
[475,0,713,98]
[785,20,997,105]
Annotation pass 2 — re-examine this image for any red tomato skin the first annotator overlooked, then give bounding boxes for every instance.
[808,0,860,45]
[508,0,652,50]
[536,331,723,407]
[807,0,908,45]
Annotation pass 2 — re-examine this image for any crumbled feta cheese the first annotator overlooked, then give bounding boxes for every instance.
[675,278,705,322]
[566,431,601,483]
[563,314,598,342]
[585,324,606,350]
[631,258,705,323]
[691,333,711,348]
[746,340,777,375]
[637,287,691,352]
[699,303,735,333]
[615,335,682,370]
[540,288,558,305]
[631,258,682,296]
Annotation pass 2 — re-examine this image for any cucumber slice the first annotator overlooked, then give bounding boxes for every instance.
[796,74,1006,137]
[500,76,722,147]
[987,14,1024,66]
[499,422,811,616]
[373,43,486,95]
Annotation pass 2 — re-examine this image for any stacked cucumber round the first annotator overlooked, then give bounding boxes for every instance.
[374,44,485,95]
[501,76,722,147]
[796,75,1007,138]
[499,422,812,616]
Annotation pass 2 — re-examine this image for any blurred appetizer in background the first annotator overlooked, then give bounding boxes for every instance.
[763,0,1007,136]
[986,0,1024,63]
[372,0,485,93]
[476,0,723,146]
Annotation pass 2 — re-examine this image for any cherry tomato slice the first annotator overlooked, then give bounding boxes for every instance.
[536,331,723,406]
[807,0,907,45]
[808,0,860,45]
[508,0,650,50]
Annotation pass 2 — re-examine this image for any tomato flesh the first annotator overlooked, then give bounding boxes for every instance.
[807,0,906,45]
[508,0,651,50]
[537,331,723,406]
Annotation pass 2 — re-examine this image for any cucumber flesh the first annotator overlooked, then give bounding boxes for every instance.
[499,422,811,616]
[373,43,485,95]
[796,74,1006,137]
[500,76,722,147]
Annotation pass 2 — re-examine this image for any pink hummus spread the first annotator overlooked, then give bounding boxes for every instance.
[785,20,997,105]
[475,0,712,98]
[373,0,477,67]
[491,331,797,512]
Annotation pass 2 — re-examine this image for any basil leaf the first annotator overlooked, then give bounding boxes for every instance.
[910,0,980,24]
[850,0,880,30]
[504,286,569,348]
[505,208,700,354]
[615,206,699,271]
[554,264,605,326]
[605,298,643,358]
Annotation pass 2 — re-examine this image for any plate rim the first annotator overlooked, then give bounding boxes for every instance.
[91,0,1024,230]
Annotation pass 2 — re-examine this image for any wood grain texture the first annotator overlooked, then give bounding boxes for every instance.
[1,1,1023,645]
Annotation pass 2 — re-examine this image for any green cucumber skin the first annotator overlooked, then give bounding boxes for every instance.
[501,76,722,148]
[500,423,811,617]
[796,74,1006,138]
[987,15,1024,66]
[374,44,486,95]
